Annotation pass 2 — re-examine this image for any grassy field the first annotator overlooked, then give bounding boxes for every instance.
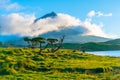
[0,48,120,80]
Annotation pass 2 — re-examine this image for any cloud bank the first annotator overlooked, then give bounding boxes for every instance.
[0,12,116,38]
[0,13,82,36]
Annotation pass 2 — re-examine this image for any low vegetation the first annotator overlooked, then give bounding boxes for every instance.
[0,48,120,80]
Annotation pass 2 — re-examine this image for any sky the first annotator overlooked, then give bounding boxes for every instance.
[0,0,120,39]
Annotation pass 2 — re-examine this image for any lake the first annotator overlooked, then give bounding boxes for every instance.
[88,50,120,57]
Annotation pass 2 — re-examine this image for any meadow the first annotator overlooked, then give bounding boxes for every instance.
[0,48,120,80]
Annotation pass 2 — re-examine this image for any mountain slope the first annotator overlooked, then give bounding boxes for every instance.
[65,35,110,43]
[41,29,111,43]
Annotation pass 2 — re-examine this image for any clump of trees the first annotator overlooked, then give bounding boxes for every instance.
[24,35,65,53]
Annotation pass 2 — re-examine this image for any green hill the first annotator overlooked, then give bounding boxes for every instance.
[0,48,120,79]
[62,38,120,51]
[104,39,120,44]
[62,42,120,51]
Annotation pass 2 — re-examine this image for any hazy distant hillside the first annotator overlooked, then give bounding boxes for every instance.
[0,34,111,46]
[64,35,110,43]
[40,29,110,43]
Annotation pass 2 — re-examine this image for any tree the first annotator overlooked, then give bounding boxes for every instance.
[32,37,46,53]
[23,35,65,53]
[24,37,31,48]
[47,38,58,52]
[47,35,65,53]
[54,35,65,52]
[31,38,39,49]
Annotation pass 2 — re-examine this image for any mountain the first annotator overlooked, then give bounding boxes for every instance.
[34,12,111,43]
[104,39,120,44]
[0,12,111,46]
[34,12,57,23]
[65,35,110,43]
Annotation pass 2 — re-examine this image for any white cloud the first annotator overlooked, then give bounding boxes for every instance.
[82,20,105,37]
[0,13,35,36]
[87,10,96,18]
[31,13,81,36]
[85,10,116,38]
[81,20,118,38]
[0,12,117,38]
[87,10,113,18]
[97,11,112,17]
[0,0,23,11]
[0,13,81,37]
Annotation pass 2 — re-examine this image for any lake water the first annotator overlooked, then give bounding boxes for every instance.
[88,50,120,57]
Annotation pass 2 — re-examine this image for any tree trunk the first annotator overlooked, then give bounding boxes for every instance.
[53,35,65,52]
[39,43,42,54]
[43,43,49,49]
[51,43,54,52]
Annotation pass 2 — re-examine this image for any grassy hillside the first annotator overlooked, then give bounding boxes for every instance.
[0,48,120,80]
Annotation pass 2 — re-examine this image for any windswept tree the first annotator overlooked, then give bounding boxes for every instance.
[54,35,65,52]
[47,35,65,53]
[47,38,58,52]
[32,37,46,53]
[24,35,65,53]
[24,37,31,48]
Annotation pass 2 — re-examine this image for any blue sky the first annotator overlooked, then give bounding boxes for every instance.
[0,0,120,38]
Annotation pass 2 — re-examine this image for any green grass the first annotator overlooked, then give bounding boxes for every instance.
[0,48,120,80]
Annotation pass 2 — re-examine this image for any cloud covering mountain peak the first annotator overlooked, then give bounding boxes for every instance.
[0,12,115,38]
